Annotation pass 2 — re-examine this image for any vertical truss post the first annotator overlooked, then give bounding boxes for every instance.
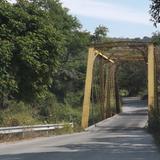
[109,64,117,115]
[99,58,105,120]
[115,65,121,113]
[148,44,156,111]
[81,48,97,129]
[104,63,112,118]
[111,64,121,114]
[109,64,114,115]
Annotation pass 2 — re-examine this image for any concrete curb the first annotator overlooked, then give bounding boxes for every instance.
[85,114,120,131]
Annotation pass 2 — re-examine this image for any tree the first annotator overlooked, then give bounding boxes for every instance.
[31,0,81,62]
[30,0,91,105]
[150,0,160,26]
[0,0,90,107]
[152,31,160,44]
[0,1,18,107]
[117,62,147,96]
[50,31,91,104]
[91,25,109,43]
[0,0,69,103]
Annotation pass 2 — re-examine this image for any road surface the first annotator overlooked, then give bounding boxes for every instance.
[0,97,160,160]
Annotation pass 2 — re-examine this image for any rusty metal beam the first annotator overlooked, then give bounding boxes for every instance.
[95,50,115,63]
[113,56,145,61]
[92,41,149,50]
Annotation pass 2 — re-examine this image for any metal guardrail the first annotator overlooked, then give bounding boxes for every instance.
[0,123,73,134]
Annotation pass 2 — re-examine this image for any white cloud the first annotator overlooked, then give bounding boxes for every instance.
[61,0,150,25]
[8,0,16,3]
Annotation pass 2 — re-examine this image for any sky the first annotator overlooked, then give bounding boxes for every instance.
[60,0,160,38]
[9,0,160,38]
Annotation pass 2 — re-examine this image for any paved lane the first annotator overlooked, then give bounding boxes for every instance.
[0,97,160,160]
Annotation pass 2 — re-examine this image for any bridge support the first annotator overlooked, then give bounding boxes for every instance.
[148,44,156,111]
[82,41,153,129]
[81,48,97,129]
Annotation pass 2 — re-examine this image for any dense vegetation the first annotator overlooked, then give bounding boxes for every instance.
[0,0,91,126]
[117,62,147,97]
[150,0,160,26]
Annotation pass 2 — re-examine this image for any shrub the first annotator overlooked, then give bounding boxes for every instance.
[0,93,82,127]
[148,108,160,132]
[0,101,40,127]
[37,93,82,124]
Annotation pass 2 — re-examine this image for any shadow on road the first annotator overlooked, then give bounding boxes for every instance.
[0,131,159,160]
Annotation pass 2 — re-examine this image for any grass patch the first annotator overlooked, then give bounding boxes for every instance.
[0,94,83,143]
[148,108,160,148]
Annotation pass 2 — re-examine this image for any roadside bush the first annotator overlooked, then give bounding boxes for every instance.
[65,91,83,107]
[54,103,82,124]
[37,93,82,124]
[0,93,82,127]
[148,108,160,132]
[119,89,129,97]
[0,101,40,127]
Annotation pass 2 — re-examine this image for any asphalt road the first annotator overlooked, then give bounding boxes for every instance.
[0,97,160,160]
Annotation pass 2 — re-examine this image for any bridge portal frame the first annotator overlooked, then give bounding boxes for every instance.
[81,41,156,129]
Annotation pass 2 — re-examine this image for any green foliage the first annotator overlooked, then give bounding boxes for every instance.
[0,92,82,127]
[0,101,40,126]
[89,104,101,125]
[148,108,160,132]
[0,0,68,103]
[32,0,82,62]
[0,0,92,128]
[119,89,129,97]
[54,103,82,124]
[0,0,84,104]
[117,62,147,96]
[152,31,160,45]
[65,91,83,107]
[150,0,160,26]
[91,25,109,43]
[35,92,81,124]
[0,1,18,106]
[50,31,90,103]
